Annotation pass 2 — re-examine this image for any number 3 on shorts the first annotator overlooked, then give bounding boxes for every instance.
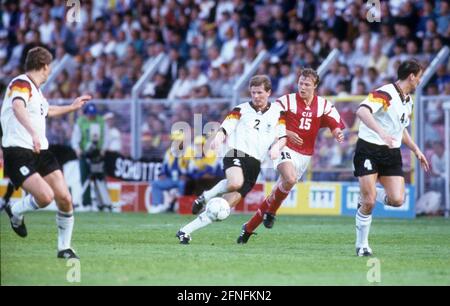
[364,159,372,171]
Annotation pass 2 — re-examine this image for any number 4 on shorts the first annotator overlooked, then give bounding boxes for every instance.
[364,159,373,171]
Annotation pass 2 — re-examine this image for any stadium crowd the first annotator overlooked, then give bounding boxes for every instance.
[0,0,449,186]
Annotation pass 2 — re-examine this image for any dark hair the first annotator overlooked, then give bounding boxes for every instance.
[299,68,320,86]
[249,75,272,92]
[397,59,423,80]
[25,47,53,71]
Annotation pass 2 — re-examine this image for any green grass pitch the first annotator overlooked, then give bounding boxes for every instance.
[1,212,449,285]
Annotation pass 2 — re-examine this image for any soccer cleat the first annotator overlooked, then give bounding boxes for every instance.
[263,212,276,229]
[356,247,373,257]
[176,230,191,245]
[57,248,80,259]
[237,224,257,244]
[191,194,206,215]
[4,203,27,238]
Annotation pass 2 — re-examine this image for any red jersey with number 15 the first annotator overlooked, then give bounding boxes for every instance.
[276,93,345,156]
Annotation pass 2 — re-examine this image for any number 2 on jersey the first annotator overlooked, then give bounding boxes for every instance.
[299,117,311,130]
[253,119,260,130]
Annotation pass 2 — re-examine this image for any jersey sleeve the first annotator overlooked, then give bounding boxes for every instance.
[277,110,287,139]
[275,95,288,111]
[8,79,32,105]
[321,100,345,130]
[359,90,392,114]
[221,107,241,135]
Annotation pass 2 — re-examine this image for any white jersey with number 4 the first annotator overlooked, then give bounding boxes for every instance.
[358,83,412,148]
[1,74,49,150]
[221,102,286,162]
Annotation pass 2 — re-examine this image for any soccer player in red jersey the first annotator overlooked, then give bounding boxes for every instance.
[237,68,345,243]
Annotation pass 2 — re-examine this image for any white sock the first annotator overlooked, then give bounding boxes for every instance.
[375,187,387,205]
[203,179,229,202]
[355,208,372,248]
[180,211,213,235]
[56,211,74,251]
[11,194,39,217]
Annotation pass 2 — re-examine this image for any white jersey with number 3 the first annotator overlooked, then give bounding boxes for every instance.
[221,102,286,162]
[1,74,49,150]
[358,83,412,148]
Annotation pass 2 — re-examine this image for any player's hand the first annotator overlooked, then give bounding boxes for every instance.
[269,144,281,160]
[72,95,92,111]
[210,131,225,151]
[415,149,430,172]
[32,133,41,153]
[380,131,396,148]
[286,130,303,146]
[332,128,344,143]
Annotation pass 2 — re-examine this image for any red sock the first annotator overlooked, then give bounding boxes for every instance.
[267,183,290,214]
[245,197,270,233]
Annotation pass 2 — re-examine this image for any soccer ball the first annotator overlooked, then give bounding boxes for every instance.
[206,197,230,221]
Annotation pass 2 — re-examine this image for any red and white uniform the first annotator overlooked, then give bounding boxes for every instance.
[273,93,345,179]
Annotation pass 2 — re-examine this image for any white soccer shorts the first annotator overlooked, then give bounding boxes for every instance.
[273,146,311,181]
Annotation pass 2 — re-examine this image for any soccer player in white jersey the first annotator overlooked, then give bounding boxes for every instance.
[176,75,287,244]
[1,47,91,259]
[237,68,345,243]
[353,59,429,256]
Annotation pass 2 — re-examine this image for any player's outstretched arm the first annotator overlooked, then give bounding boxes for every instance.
[402,129,429,172]
[356,106,396,148]
[47,95,92,118]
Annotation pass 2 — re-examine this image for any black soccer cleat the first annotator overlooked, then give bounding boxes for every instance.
[4,203,27,238]
[237,224,257,244]
[191,194,206,215]
[263,212,276,229]
[57,248,80,259]
[176,230,191,245]
[356,247,373,257]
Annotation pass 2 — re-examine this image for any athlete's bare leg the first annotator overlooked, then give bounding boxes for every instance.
[378,176,405,207]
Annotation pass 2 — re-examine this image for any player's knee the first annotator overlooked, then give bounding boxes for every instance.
[58,192,72,207]
[283,175,297,188]
[361,193,376,207]
[227,179,243,191]
[36,189,55,207]
[388,195,405,207]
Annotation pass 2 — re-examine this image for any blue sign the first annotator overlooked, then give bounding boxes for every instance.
[341,183,415,219]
